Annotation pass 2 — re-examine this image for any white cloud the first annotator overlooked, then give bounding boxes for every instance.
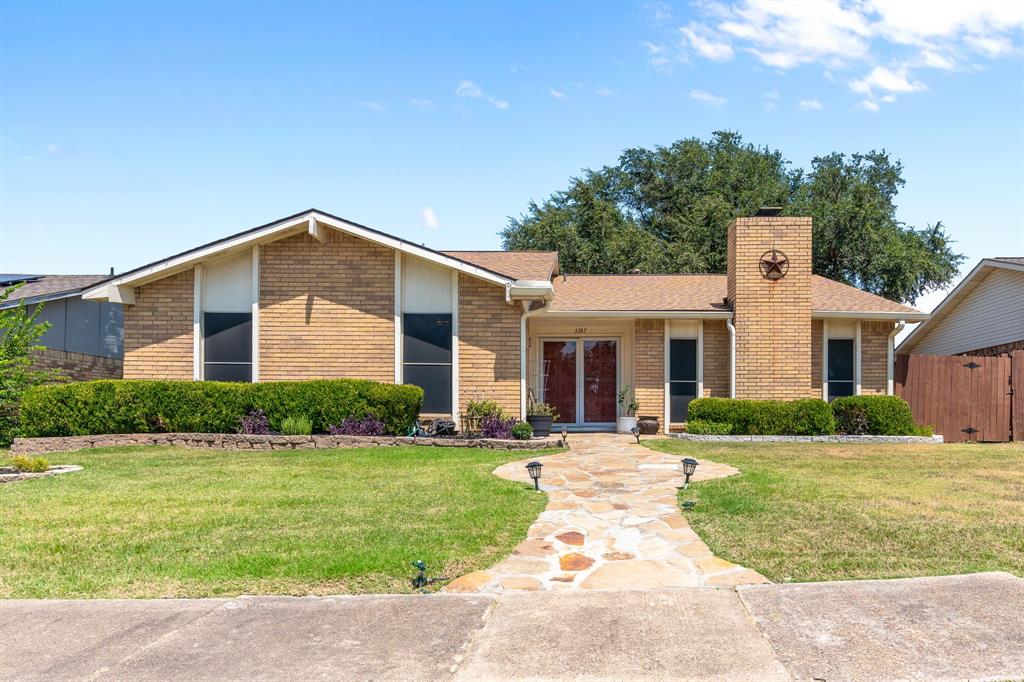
[641,41,673,70]
[420,206,439,230]
[549,88,567,100]
[455,80,483,98]
[680,21,735,61]
[595,87,615,97]
[690,89,727,107]
[860,98,880,111]
[763,90,780,110]
[456,80,508,109]
[410,98,433,110]
[850,66,927,94]
[359,101,384,112]
[655,0,1022,109]
[646,0,672,24]
[798,98,824,110]
[45,143,58,154]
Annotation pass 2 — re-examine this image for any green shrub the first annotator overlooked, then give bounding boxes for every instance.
[687,397,835,436]
[10,455,49,473]
[19,379,423,437]
[280,415,313,436]
[831,395,918,435]
[685,419,733,435]
[465,399,505,419]
[510,421,534,440]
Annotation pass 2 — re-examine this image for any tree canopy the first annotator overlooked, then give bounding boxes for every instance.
[501,131,962,303]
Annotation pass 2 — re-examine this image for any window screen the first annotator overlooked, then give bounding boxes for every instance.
[827,338,854,400]
[403,313,452,414]
[204,312,252,382]
[669,339,698,422]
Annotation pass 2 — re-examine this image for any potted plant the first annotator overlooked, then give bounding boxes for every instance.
[526,401,559,437]
[462,398,505,436]
[616,385,639,434]
[637,415,660,435]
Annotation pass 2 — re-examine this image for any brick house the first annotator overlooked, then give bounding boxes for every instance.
[82,208,926,433]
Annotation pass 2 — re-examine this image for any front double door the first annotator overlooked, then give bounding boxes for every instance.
[541,338,618,428]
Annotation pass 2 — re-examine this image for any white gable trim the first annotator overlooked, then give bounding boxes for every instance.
[897,258,1024,354]
[82,210,548,302]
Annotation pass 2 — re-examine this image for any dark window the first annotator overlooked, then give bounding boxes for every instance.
[403,313,452,414]
[204,312,252,382]
[827,338,854,400]
[669,339,698,422]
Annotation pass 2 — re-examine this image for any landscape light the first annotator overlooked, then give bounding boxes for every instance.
[630,426,641,444]
[681,457,699,488]
[561,427,568,445]
[525,461,543,490]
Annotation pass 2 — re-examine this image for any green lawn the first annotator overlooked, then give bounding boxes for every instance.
[648,439,1024,582]
[0,445,553,598]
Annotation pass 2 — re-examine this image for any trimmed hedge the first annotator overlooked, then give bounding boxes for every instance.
[830,395,919,436]
[687,397,836,436]
[19,379,423,437]
[685,419,733,435]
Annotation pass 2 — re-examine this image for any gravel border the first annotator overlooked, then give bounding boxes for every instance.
[668,433,943,443]
[10,433,563,455]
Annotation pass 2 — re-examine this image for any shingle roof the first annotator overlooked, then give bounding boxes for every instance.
[993,257,1024,266]
[1,275,109,305]
[440,251,559,281]
[544,273,922,315]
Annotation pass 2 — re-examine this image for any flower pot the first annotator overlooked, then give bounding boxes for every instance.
[637,415,660,435]
[616,416,638,434]
[526,415,554,437]
[460,415,482,437]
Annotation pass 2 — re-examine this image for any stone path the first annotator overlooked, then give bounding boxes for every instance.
[445,433,768,592]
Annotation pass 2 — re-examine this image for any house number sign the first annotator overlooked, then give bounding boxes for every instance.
[574,327,588,334]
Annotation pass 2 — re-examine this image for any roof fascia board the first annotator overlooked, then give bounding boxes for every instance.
[0,289,88,310]
[540,310,733,319]
[814,310,928,321]
[83,214,309,299]
[311,212,512,287]
[896,259,1003,353]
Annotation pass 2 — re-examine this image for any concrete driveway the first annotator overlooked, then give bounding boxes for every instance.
[2,572,1021,681]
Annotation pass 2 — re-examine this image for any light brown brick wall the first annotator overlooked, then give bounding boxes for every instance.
[458,274,521,418]
[32,348,123,381]
[634,319,665,433]
[727,217,815,399]
[259,230,394,381]
[861,321,891,395]
[123,269,194,380]
[702,320,731,397]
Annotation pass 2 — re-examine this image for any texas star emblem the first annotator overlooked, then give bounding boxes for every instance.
[759,250,789,280]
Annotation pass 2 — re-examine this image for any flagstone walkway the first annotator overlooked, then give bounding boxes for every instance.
[445,433,769,593]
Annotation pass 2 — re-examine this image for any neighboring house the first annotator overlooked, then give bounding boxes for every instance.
[81,208,926,433]
[897,257,1024,357]
[0,274,124,381]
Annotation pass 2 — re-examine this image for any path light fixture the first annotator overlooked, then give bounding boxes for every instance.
[630,426,641,444]
[681,457,699,489]
[561,427,568,446]
[525,461,543,490]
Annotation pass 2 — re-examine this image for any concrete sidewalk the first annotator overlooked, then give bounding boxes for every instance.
[2,572,1021,681]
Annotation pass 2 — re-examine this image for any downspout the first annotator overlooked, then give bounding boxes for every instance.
[520,300,549,419]
[726,317,736,399]
[887,319,906,395]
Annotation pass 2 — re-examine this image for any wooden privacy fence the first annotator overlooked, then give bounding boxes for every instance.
[895,352,1022,443]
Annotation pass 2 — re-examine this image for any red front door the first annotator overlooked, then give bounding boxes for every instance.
[542,338,617,426]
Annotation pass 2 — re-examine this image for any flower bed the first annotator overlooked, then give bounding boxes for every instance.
[669,432,942,443]
[10,433,562,456]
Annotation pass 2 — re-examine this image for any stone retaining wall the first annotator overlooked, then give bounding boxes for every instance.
[11,433,562,456]
[669,433,943,444]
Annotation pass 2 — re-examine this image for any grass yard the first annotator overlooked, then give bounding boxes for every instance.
[648,439,1024,583]
[0,445,554,598]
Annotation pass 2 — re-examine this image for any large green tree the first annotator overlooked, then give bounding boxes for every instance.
[501,131,962,303]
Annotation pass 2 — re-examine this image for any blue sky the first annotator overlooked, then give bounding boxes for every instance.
[1,0,1022,315]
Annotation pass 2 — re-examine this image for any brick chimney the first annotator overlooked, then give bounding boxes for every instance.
[726,211,814,399]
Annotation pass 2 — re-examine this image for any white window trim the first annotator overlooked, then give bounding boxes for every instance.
[822,319,861,400]
[193,265,203,381]
[664,320,704,432]
[394,251,402,383]
[451,270,460,421]
[251,245,260,382]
